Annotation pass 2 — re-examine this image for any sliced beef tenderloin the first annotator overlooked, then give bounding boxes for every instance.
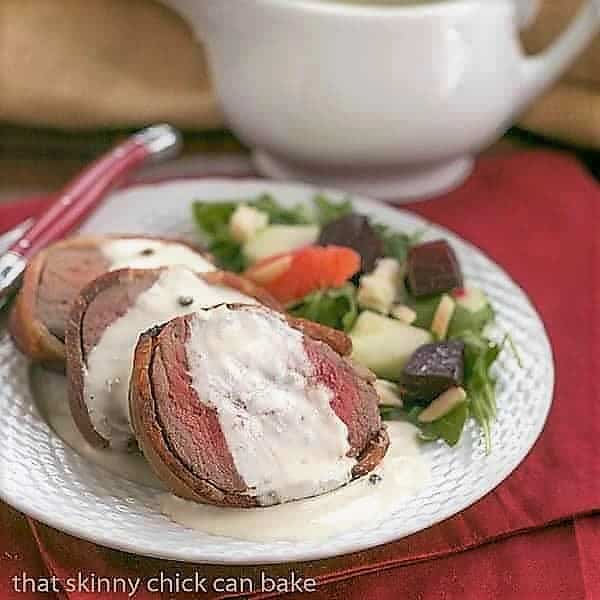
[9,235,214,369]
[129,304,388,508]
[66,267,279,450]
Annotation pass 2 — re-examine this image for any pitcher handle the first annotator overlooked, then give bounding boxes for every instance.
[517,0,600,113]
[514,0,540,29]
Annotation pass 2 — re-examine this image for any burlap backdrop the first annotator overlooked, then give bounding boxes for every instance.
[1,0,598,148]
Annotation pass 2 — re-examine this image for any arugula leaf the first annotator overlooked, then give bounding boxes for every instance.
[407,294,442,329]
[505,333,524,369]
[379,406,404,421]
[374,225,423,263]
[249,194,313,225]
[192,201,238,236]
[453,330,501,453]
[192,195,311,232]
[313,194,353,225]
[287,284,358,332]
[251,193,352,225]
[382,400,468,447]
[191,202,246,272]
[448,303,495,337]
[418,401,469,446]
[380,404,420,425]
[457,330,500,375]
[208,233,247,273]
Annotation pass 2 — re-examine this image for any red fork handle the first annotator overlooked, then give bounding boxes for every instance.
[8,124,180,259]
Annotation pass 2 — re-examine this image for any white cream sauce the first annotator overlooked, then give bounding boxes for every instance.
[100,238,216,273]
[162,422,429,542]
[84,267,254,448]
[31,369,429,542]
[31,366,162,488]
[186,306,356,506]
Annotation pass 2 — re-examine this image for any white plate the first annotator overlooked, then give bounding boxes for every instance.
[0,179,554,564]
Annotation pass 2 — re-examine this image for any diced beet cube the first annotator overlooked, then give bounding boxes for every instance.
[318,214,385,275]
[401,340,464,404]
[407,240,463,297]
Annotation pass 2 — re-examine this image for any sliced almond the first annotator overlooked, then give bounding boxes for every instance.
[374,379,403,408]
[391,304,417,325]
[245,255,292,285]
[418,386,467,423]
[431,294,455,340]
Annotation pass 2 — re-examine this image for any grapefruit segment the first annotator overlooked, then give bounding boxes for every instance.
[244,246,360,304]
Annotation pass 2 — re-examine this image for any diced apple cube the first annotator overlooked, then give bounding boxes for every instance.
[349,311,432,380]
[243,225,320,264]
[357,258,402,314]
[229,204,269,243]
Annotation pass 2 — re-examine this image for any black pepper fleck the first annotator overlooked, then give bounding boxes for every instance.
[140,248,155,256]
[178,295,194,307]
[369,474,382,485]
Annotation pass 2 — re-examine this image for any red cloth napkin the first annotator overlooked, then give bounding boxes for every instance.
[1,150,598,600]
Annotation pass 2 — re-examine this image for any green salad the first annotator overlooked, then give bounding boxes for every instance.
[192,194,510,452]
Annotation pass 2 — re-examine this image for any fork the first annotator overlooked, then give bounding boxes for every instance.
[0,124,181,312]
[0,218,35,255]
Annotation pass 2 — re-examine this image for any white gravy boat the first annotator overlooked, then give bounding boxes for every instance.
[165,0,600,200]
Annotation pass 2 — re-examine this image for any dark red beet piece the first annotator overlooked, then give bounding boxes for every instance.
[318,214,385,275]
[407,240,463,297]
[401,340,465,404]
